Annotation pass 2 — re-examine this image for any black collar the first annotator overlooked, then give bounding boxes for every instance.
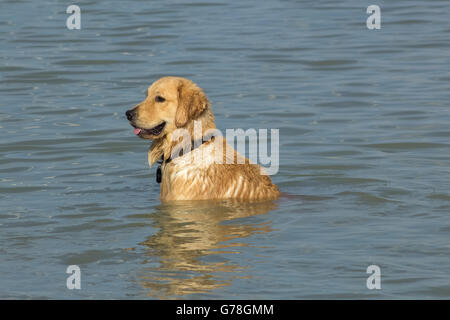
[155,139,208,184]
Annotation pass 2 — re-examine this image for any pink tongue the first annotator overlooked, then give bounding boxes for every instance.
[134,128,142,135]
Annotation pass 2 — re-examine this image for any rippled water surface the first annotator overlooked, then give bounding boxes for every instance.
[1,0,450,299]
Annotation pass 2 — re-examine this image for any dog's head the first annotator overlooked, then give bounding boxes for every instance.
[126,77,210,140]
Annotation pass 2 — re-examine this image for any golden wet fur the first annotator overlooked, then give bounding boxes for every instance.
[127,76,279,202]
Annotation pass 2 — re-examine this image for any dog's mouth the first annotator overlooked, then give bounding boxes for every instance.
[132,122,166,137]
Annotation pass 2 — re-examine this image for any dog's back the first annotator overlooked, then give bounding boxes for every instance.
[159,139,280,201]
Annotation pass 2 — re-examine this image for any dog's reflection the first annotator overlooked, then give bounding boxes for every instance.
[138,200,277,298]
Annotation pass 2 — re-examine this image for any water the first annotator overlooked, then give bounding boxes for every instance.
[1,0,450,299]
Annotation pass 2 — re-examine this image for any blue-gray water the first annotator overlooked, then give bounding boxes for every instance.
[1,0,450,299]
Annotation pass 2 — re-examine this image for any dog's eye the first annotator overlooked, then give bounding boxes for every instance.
[155,95,165,103]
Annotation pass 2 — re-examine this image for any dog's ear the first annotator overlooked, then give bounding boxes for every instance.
[175,81,210,127]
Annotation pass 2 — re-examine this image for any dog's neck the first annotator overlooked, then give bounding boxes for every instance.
[148,109,216,167]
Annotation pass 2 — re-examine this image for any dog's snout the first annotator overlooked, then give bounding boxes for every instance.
[126,109,136,121]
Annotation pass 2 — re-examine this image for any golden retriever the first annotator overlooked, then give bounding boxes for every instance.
[126,76,279,201]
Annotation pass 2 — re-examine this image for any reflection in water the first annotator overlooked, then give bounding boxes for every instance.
[139,200,278,298]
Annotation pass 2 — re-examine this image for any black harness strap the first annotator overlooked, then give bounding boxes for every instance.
[156,156,171,184]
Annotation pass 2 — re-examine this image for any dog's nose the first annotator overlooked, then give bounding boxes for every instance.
[126,109,136,121]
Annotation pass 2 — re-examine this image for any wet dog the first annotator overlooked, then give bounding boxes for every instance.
[126,77,279,201]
